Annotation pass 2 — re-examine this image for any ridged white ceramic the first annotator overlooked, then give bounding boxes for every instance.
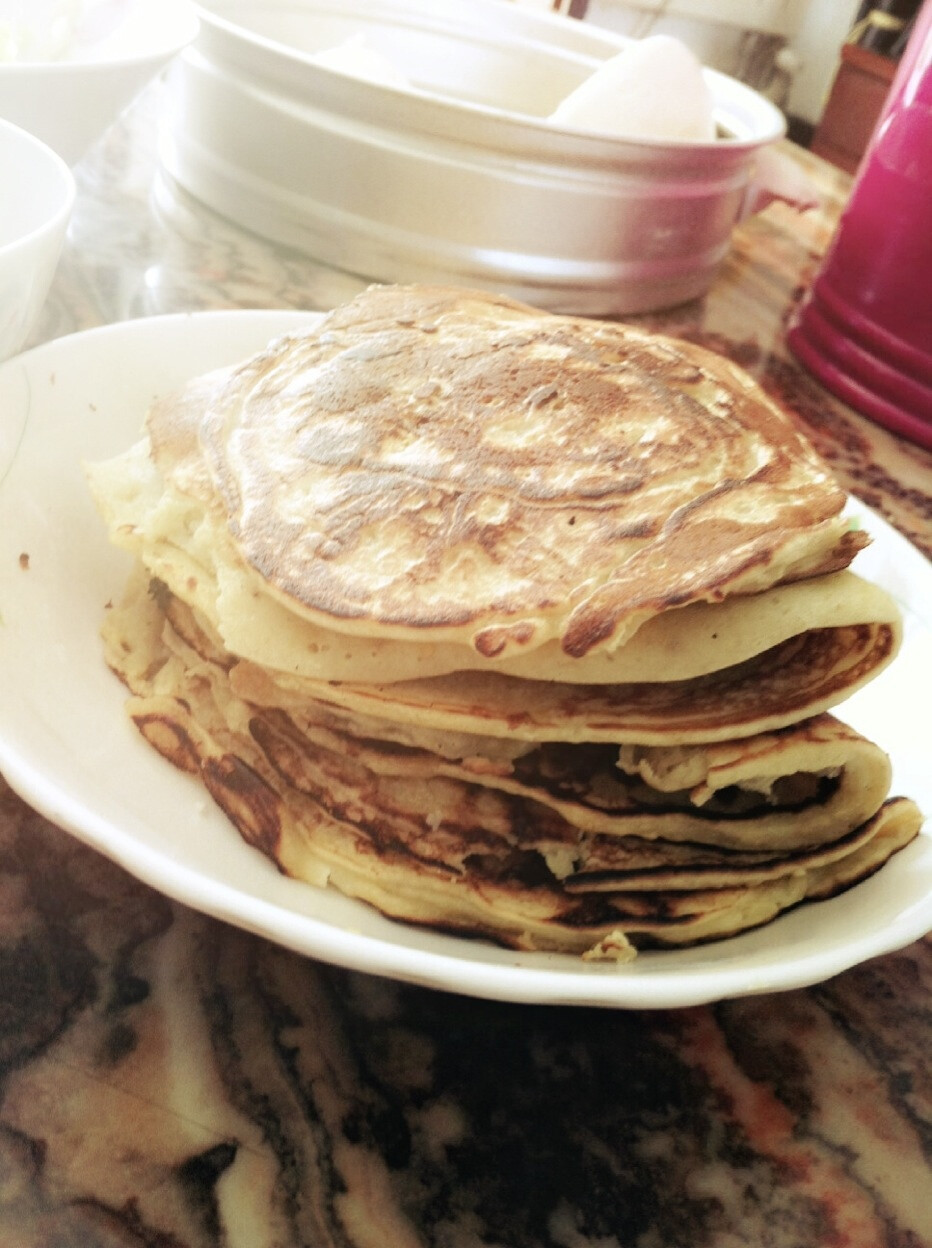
[161,0,792,314]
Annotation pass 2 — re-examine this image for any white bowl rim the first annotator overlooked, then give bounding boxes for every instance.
[0,0,200,71]
[0,117,76,257]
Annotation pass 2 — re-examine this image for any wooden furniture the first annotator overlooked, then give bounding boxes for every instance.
[812,41,897,172]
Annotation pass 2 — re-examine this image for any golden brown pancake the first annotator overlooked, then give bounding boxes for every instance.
[159,285,865,657]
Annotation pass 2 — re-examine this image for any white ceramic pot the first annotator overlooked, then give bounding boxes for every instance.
[162,0,803,314]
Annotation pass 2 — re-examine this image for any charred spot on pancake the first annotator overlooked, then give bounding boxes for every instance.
[472,620,537,658]
[148,576,172,612]
[202,754,283,861]
[132,706,201,774]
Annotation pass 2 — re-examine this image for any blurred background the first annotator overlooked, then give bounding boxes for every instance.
[516,0,924,170]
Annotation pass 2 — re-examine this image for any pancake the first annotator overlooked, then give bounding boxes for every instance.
[104,571,896,856]
[147,284,866,659]
[101,577,918,958]
[86,284,923,960]
[95,560,920,957]
[87,428,899,711]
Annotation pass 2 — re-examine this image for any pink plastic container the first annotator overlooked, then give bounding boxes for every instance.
[787,2,932,449]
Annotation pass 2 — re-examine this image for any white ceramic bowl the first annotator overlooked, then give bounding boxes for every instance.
[0,117,75,361]
[0,0,199,164]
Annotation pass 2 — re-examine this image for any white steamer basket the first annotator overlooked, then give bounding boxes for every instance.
[162,0,794,314]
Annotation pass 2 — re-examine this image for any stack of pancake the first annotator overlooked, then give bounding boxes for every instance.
[87,285,922,960]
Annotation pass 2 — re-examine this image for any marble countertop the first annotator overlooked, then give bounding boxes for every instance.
[2,81,931,1248]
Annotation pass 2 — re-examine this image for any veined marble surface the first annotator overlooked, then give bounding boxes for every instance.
[1,773,931,1247]
[3,79,931,1248]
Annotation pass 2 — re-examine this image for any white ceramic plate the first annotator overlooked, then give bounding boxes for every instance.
[1,311,930,1009]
